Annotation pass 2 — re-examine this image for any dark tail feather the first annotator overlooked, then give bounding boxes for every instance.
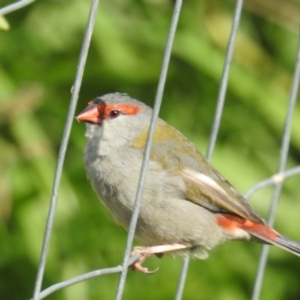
[249,231,300,257]
[275,235,300,257]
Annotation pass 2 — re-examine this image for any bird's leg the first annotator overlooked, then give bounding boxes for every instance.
[130,243,188,274]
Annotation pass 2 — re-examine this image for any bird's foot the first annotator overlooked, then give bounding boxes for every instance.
[130,243,187,274]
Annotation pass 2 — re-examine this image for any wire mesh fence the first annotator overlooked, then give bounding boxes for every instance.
[1,0,300,299]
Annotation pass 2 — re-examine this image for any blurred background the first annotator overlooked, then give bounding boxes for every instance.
[1,0,300,299]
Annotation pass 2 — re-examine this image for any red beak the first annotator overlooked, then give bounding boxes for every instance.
[76,102,102,125]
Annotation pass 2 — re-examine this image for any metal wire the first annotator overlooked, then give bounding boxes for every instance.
[4,0,299,299]
[30,254,142,300]
[175,1,244,299]
[244,166,300,200]
[32,1,100,299]
[115,1,183,299]
[31,164,300,299]
[174,256,190,300]
[251,24,300,300]
[206,0,244,161]
[0,0,35,15]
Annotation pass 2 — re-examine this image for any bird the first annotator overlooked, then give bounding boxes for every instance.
[76,92,300,273]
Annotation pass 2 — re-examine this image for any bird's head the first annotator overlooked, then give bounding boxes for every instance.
[76,93,153,146]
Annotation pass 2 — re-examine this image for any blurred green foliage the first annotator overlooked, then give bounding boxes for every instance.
[1,0,300,299]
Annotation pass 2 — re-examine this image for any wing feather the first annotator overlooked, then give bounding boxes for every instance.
[133,119,265,224]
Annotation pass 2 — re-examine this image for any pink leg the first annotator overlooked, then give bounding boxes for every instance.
[130,243,188,274]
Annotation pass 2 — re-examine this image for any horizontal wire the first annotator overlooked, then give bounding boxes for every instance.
[30,254,142,300]
[244,166,300,200]
[29,164,300,299]
[19,0,299,299]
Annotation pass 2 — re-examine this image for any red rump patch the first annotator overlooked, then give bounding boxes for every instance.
[104,104,141,119]
[217,214,278,241]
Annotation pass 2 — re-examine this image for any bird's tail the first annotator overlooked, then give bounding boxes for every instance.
[250,230,300,257]
[217,214,300,257]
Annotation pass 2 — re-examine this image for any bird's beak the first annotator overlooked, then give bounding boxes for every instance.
[76,102,102,125]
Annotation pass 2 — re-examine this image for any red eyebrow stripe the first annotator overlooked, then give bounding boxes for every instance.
[103,104,141,118]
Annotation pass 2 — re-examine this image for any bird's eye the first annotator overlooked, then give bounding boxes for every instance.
[109,110,120,119]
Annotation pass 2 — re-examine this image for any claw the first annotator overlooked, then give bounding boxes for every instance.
[129,243,188,274]
[131,262,159,274]
[129,250,157,274]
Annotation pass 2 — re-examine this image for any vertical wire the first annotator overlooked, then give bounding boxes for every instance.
[174,257,190,300]
[175,1,244,299]
[206,0,244,161]
[251,25,300,300]
[114,1,183,299]
[32,1,99,299]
